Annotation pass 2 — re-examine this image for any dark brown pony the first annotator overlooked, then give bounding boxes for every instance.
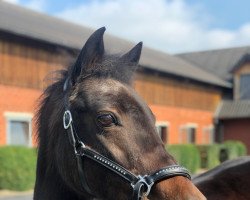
[34,27,205,200]
[193,156,250,200]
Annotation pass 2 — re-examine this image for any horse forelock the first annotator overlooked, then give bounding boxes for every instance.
[77,54,138,85]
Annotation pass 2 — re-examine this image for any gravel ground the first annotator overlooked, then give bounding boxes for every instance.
[0,195,33,200]
[0,190,33,200]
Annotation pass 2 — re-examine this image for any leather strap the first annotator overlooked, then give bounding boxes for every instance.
[78,146,138,184]
[76,155,93,195]
[145,165,191,184]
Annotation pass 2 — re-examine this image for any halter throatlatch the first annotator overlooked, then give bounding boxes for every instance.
[63,109,191,200]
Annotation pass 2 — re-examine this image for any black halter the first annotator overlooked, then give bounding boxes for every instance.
[63,79,191,200]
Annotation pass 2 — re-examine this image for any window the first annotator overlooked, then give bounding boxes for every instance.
[5,112,33,146]
[156,122,169,144]
[240,74,250,99]
[9,121,30,145]
[203,126,214,144]
[179,124,197,144]
[187,127,196,143]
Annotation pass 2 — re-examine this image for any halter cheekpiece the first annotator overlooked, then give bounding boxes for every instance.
[63,79,191,200]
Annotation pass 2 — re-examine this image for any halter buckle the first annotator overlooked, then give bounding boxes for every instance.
[63,110,73,129]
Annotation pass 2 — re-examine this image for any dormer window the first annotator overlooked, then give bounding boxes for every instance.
[232,54,250,100]
[240,74,250,99]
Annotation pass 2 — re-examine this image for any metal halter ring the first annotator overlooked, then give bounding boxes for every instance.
[63,110,73,129]
[132,175,154,197]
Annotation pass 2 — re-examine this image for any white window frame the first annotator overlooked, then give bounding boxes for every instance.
[156,121,169,144]
[4,112,33,147]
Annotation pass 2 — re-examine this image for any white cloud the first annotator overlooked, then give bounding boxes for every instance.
[54,0,250,53]
[23,0,47,12]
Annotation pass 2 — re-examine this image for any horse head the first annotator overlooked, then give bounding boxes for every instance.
[35,27,206,200]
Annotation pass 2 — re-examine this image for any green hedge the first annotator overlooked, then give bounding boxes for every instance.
[166,144,200,174]
[197,141,247,169]
[196,144,222,169]
[166,141,247,172]
[223,140,247,160]
[0,146,37,191]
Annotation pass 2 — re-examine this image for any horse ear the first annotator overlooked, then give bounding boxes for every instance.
[120,42,143,65]
[117,42,143,84]
[69,27,106,84]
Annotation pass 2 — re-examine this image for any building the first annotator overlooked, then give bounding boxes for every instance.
[178,48,250,153]
[0,1,235,149]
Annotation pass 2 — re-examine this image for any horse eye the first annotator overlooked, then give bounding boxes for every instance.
[97,114,117,127]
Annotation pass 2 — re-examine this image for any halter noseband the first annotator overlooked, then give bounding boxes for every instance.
[63,79,191,200]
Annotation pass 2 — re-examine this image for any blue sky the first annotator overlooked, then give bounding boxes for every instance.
[186,0,250,29]
[4,0,250,53]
